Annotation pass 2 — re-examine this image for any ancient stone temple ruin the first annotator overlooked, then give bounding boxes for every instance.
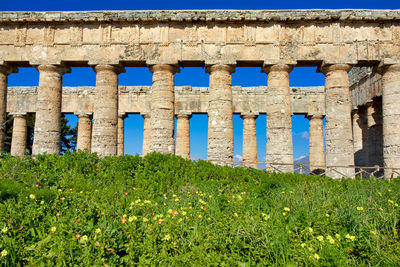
[0,10,399,178]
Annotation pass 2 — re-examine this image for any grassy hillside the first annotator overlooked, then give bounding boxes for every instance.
[0,152,399,265]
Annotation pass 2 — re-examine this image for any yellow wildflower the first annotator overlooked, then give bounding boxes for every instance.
[283,207,290,212]
[182,211,187,216]
[282,212,287,216]
[308,227,314,233]
[168,209,172,214]
[40,200,45,205]
[95,228,101,234]
[50,227,57,233]
[314,254,320,260]
[317,235,324,242]
[1,227,8,233]
[1,250,8,257]
[345,234,356,241]
[301,243,306,248]
[327,235,335,244]
[122,214,127,218]
[142,217,149,222]
[29,194,36,199]
[234,213,238,217]
[128,216,137,222]
[79,235,88,243]
[162,234,171,241]
[356,207,364,211]
[325,213,330,217]
[198,215,202,219]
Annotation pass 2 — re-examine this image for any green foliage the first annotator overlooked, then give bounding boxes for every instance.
[0,152,399,265]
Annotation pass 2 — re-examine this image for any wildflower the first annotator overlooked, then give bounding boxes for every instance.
[317,235,324,242]
[308,227,314,233]
[199,199,206,205]
[100,225,105,229]
[395,203,399,207]
[162,234,171,241]
[281,191,285,194]
[172,210,179,216]
[327,235,335,244]
[172,194,177,198]
[388,200,394,204]
[75,219,79,223]
[234,213,238,217]
[157,220,163,225]
[301,243,306,248]
[325,213,330,217]
[132,187,136,190]
[178,218,183,223]
[101,212,105,215]
[168,209,172,214]
[123,214,127,218]
[121,218,127,224]
[356,206,364,211]
[313,254,320,260]
[79,235,88,243]
[237,195,243,201]
[283,207,290,212]
[124,192,128,196]
[128,216,137,222]
[29,194,36,199]
[95,228,101,234]
[75,233,81,239]
[40,201,45,205]
[142,217,149,222]
[144,200,151,204]
[35,184,39,188]
[1,227,8,233]
[1,250,7,257]
[198,215,202,219]
[95,241,100,246]
[182,211,187,216]
[349,248,354,252]
[50,227,56,234]
[175,198,179,202]
[56,212,60,217]
[60,197,65,201]
[282,212,287,216]
[345,234,356,241]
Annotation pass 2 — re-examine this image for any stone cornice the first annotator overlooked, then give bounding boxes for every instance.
[0,10,399,23]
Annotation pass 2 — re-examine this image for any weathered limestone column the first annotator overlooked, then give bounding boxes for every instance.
[352,107,368,167]
[0,65,17,152]
[262,64,294,173]
[379,64,400,178]
[148,64,179,154]
[321,64,355,178]
[367,101,383,167]
[10,113,27,157]
[91,64,125,157]
[176,111,191,159]
[241,112,258,169]
[141,112,150,156]
[307,114,325,172]
[117,113,127,156]
[32,64,70,155]
[76,112,92,152]
[206,64,235,166]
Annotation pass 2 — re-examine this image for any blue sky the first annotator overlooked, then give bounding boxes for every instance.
[3,0,399,161]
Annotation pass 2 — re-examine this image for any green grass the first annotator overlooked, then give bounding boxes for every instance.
[0,152,399,266]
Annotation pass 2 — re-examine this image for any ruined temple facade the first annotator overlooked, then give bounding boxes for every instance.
[0,10,399,178]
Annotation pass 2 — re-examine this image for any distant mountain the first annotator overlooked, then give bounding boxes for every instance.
[294,156,309,165]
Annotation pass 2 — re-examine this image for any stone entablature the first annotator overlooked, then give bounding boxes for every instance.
[0,10,399,66]
[6,85,324,115]
[350,67,382,108]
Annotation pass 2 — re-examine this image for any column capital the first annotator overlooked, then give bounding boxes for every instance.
[36,64,71,75]
[176,111,192,119]
[306,114,324,120]
[9,112,28,118]
[118,112,127,119]
[148,64,180,74]
[93,64,125,74]
[141,112,150,119]
[240,112,259,119]
[377,63,400,75]
[320,63,352,74]
[262,64,293,74]
[74,112,92,118]
[205,64,235,74]
[0,64,18,75]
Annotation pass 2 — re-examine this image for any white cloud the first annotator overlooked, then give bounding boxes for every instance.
[300,131,309,140]
[234,154,243,161]
[295,155,308,161]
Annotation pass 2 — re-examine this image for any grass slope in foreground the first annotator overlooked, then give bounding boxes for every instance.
[0,152,399,266]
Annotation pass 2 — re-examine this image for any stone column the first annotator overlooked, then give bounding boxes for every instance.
[379,64,400,178]
[176,111,191,159]
[367,101,383,167]
[321,64,355,178]
[32,64,70,155]
[117,113,127,156]
[352,107,368,167]
[262,64,294,173]
[241,112,258,169]
[0,65,17,152]
[307,114,325,172]
[91,64,125,157]
[148,64,179,154]
[206,64,235,166]
[10,113,27,157]
[76,112,92,152]
[141,112,150,156]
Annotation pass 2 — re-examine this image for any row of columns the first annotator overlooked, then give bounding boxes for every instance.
[1,63,399,178]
